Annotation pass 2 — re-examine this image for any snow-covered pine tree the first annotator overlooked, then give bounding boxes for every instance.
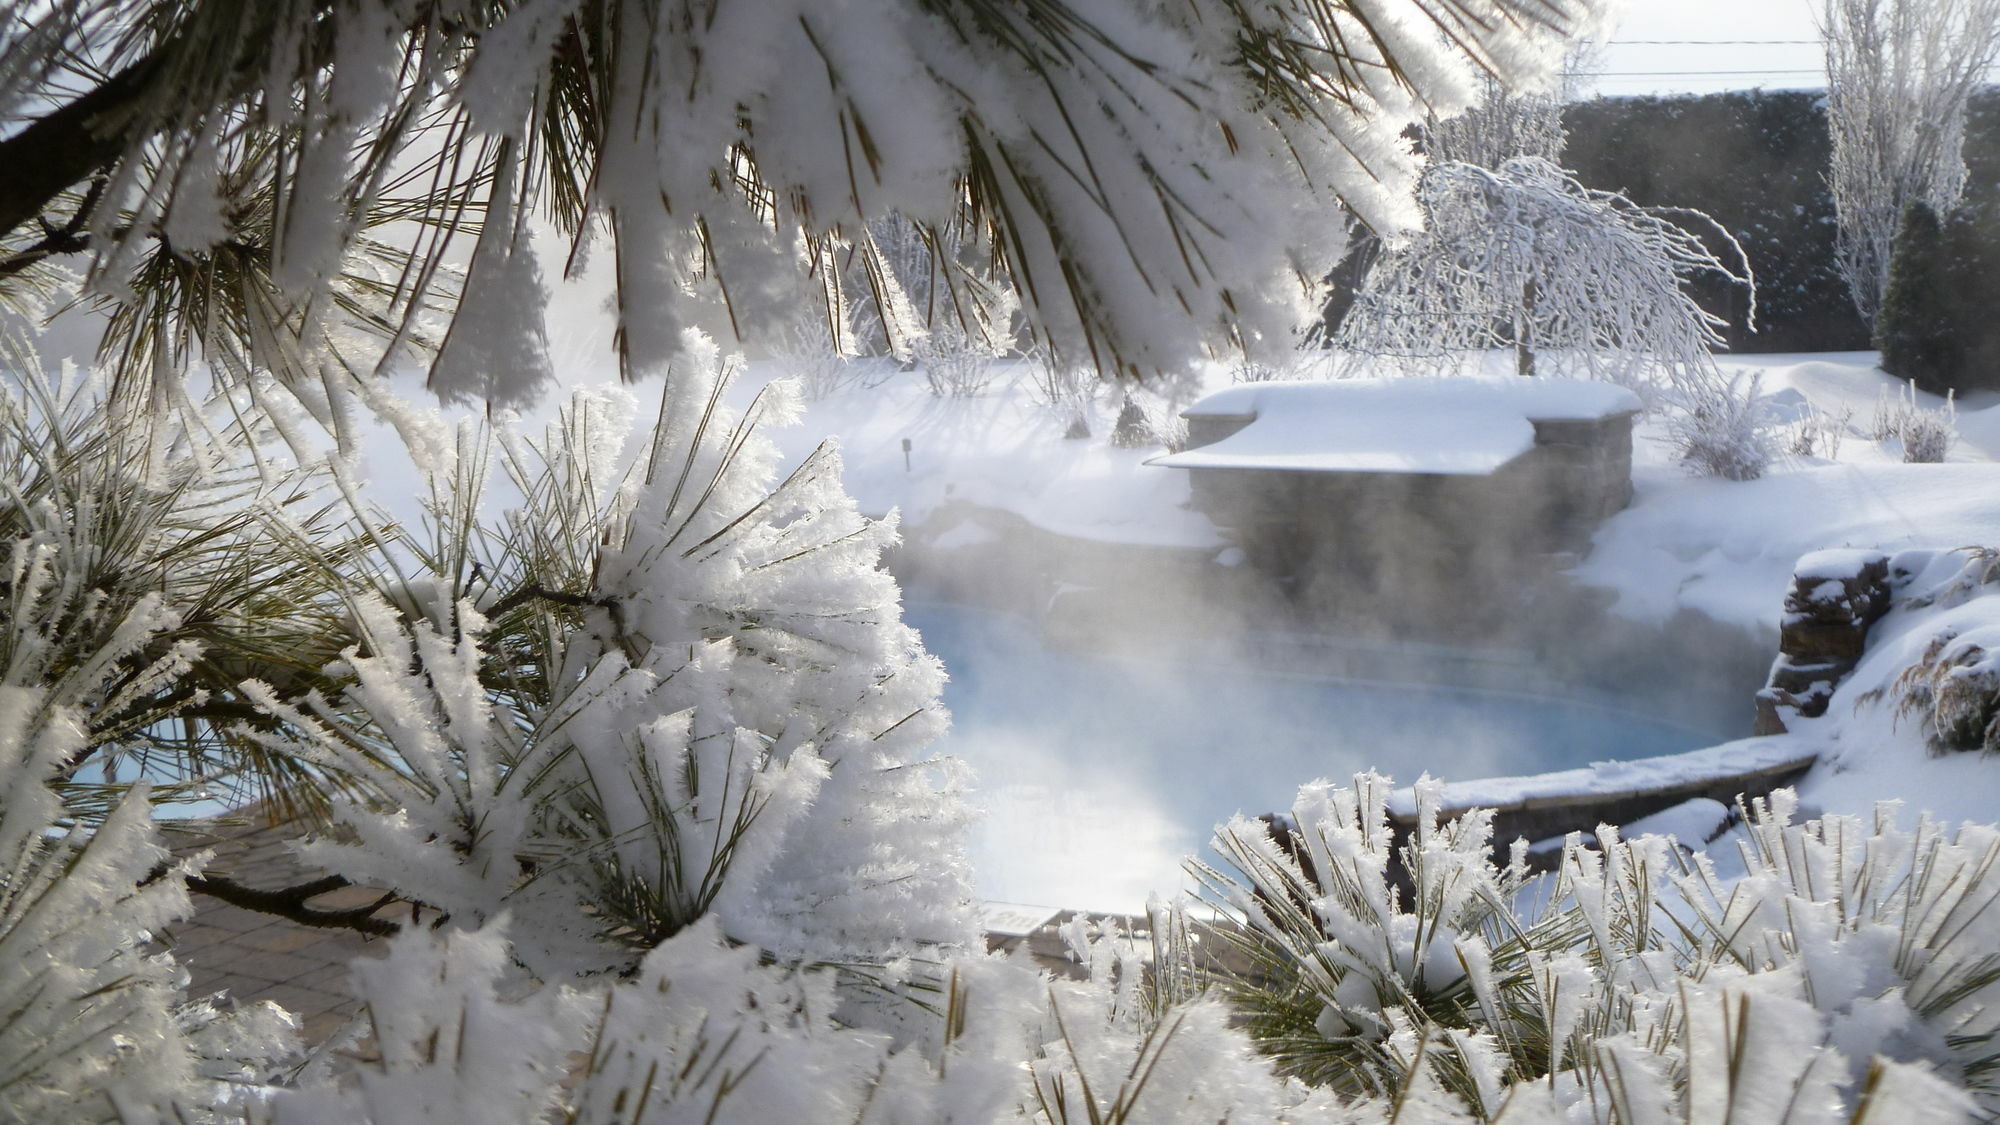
[1877,200,1962,394]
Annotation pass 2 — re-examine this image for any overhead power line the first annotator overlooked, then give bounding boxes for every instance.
[1606,39,1821,46]
[1592,69,1826,77]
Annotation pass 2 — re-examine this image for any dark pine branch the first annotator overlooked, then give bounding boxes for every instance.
[145,863,404,937]
[0,58,160,244]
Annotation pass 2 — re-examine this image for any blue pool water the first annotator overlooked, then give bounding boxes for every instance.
[904,604,1710,913]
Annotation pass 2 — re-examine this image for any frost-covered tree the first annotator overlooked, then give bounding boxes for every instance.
[1420,75,1566,168]
[1336,157,1753,390]
[1418,38,1599,168]
[1821,0,2000,323]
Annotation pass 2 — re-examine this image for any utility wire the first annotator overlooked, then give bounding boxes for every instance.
[1606,39,1821,46]
[1592,69,1826,77]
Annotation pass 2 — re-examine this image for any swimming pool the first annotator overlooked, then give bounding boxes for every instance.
[904,604,1710,913]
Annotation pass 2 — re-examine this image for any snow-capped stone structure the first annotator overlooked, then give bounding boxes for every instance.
[1754,549,1895,735]
[1154,377,1642,635]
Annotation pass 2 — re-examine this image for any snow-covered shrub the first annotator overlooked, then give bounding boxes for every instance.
[770,315,864,400]
[1109,395,1153,448]
[1903,390,1959,463]
[1190,773,2000,1120]
[1788,404,1853,460]
[1886,549,2000,755]
[1025,345,1094,438]
[1665,370,1774,480]
[1337,158,1754,395]
[1895,628,2000,753]
[916,322,1000,398]
[1231,356,1306,384]
[1870,380,1958,461]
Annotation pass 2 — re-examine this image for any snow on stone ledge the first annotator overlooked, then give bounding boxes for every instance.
[1154,376,1643,476]
[1383,735,1819,820]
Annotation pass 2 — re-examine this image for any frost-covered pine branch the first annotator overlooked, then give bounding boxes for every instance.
[233,341,973,976]
[1189,774,2000,1121]
[0,0,1601,410]
[0,461,301,1120]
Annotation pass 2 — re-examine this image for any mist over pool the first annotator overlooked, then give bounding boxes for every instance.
[907,604,1708,913]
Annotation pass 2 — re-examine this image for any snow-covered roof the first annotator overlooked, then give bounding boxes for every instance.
[1152,376,1643,476]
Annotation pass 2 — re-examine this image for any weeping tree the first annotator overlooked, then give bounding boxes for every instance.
[1336,158,1754,390]
[1336,158,1773,478]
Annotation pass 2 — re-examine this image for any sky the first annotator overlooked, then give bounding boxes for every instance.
[1586,0,1832,97]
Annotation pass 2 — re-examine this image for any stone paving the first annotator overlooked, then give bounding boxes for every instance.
[162,808,1127,1050]
[163,809,404,1046]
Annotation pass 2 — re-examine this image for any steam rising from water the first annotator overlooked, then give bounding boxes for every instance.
[908,604,1706,913]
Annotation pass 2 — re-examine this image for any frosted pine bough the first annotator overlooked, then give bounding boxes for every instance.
[1193,775,2000,1123]
[238,350,976,973]
[5,0,1598,410]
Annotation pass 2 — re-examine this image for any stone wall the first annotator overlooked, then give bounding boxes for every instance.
[1178,412,1636,641]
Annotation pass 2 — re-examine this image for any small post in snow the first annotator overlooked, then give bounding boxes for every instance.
[902,438,912,472]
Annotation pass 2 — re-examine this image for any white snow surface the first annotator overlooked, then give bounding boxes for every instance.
[1568,353,2000,634]
[762,360,1224,548]
[1155,375,1641,475]
[1383,735,1816,820]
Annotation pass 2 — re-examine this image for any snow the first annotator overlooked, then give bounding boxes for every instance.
[1612,796,1732,846]
[1154,376,1641,475]
[1783,548,2000,831]
[1567,353,2000,632]
[761,360,1225,548]
[1795,549,1888,583]
[1381,736,1816,821]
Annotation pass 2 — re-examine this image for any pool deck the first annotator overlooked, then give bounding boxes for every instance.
[163,810,1118,1050]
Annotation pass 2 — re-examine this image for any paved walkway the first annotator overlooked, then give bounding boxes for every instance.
[164,811,403,1046]
[163,810,1116,1049]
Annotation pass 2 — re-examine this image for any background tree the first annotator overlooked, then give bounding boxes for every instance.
[1821,0,2000,324]
[1335,158,1754,393]
[1877,198,2000,396]
[1419,38,1601,169]
[1335,157,1767,478]
[1877,200,1960,392]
